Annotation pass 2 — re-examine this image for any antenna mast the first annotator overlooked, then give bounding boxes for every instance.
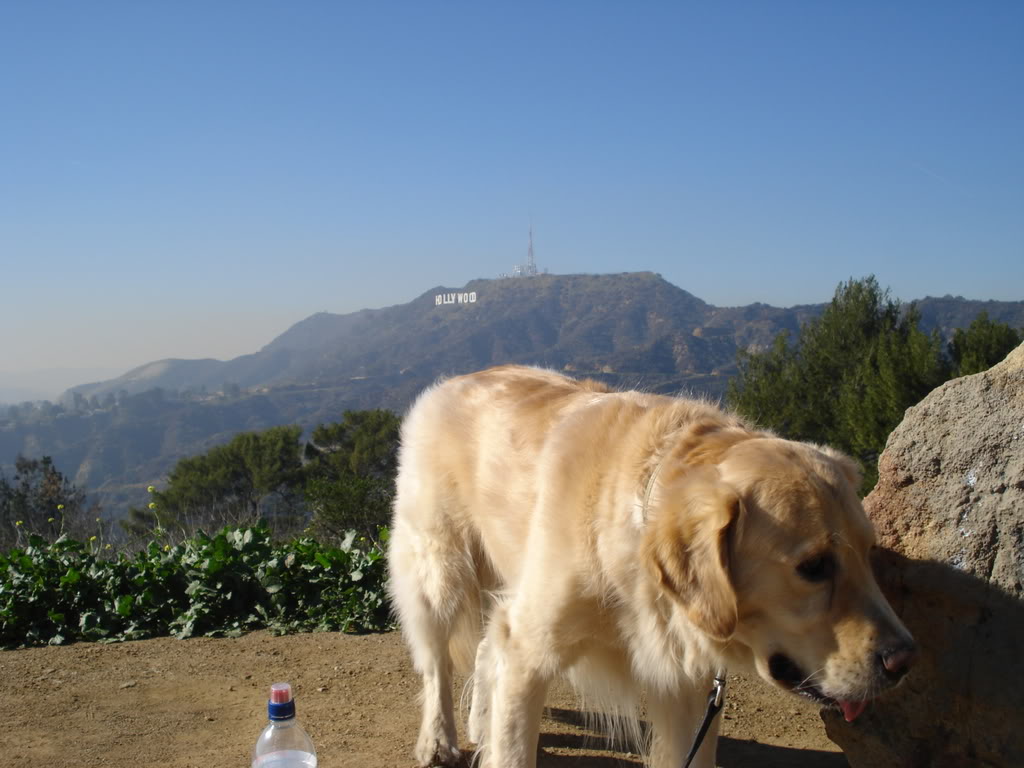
[527,223,537,276]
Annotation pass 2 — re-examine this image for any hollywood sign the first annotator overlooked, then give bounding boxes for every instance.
[435,292,478,306]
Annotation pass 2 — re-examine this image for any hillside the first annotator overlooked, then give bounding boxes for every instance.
[67,272,821,399]
[912,295,1024,336]
[2,272,1022,519]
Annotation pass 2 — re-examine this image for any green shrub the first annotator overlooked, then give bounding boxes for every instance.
[0,524,390,649]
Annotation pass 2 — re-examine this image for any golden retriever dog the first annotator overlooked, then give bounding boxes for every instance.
[389,365,915,768]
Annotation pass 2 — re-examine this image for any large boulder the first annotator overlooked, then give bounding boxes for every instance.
[823,343,1024,767]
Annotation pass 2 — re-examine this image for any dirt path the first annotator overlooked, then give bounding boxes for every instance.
[1,630,847,767]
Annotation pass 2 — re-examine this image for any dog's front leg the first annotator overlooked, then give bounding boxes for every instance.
[484,608,554,768]
[468,632,494,745]
[647,681,720,768]
[414,653,460,767]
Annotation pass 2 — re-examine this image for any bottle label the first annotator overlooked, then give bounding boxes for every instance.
[252,749,317,768]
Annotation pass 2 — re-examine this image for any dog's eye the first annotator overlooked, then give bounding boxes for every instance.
[796,554,835,582]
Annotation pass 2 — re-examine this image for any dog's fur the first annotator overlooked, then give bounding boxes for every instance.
[389,366,914,768]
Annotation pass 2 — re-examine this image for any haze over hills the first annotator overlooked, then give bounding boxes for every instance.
[3,272,1023,519]
[0,367,123,405]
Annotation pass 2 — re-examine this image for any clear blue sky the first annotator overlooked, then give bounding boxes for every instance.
[2,1,1021,381]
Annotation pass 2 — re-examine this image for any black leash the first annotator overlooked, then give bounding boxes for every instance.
[681,673,727,768]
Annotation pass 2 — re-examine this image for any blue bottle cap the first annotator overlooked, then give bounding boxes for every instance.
[267,682,296,721]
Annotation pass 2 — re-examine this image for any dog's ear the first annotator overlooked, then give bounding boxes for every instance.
[818,445,862,491]
[643,469,742,642]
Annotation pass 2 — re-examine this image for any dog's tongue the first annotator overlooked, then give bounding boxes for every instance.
[838,699,868,723]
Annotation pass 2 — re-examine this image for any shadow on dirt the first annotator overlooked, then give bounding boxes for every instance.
[527,707,847,767]
[716,736,847,767]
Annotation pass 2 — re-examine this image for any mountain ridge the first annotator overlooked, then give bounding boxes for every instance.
[3,272,1021,519]
[64,272,790,399]
[65,274,1024,402]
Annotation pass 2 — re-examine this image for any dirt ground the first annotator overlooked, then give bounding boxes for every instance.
[0,630,849,767]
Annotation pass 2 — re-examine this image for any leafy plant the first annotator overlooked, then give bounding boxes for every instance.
[0,524,391,649]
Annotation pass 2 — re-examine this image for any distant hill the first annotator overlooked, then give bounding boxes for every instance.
[2,272,1022,519]
[912,295,1024,337]
[67,272,823,399]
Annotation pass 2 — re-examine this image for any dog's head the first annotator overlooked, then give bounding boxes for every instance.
[643,436,915,722]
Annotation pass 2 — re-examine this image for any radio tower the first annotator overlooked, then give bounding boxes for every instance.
[526,223,537,276]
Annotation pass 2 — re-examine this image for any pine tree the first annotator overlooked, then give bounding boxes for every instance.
[303,410,400,542]
[124,425,304,537]
[949,311,1022,377]
[728,276,953,493]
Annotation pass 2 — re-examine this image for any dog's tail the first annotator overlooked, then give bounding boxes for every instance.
[449,593,481,676]
[448,536,496,676]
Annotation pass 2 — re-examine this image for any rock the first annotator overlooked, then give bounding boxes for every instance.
[823,343,1024,768]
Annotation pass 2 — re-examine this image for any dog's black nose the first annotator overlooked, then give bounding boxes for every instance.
[880,641,917,681]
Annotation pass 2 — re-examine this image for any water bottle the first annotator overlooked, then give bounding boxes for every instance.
[251,682,318,768]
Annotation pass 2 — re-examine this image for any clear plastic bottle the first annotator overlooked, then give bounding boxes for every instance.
[251,682,318,768]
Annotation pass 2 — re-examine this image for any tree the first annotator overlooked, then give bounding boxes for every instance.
[304,472,392,544]
[0,456,99,550]
[303,410,401,542]
[949,311,1022,377]
[305,410,401,478]
[835,305,949,483]
[122,412,402,543]
[125,425,305,537]
[728,277,950,492]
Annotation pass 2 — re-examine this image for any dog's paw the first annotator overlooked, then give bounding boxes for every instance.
[466,722,485,746]
[415,736,462,767]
